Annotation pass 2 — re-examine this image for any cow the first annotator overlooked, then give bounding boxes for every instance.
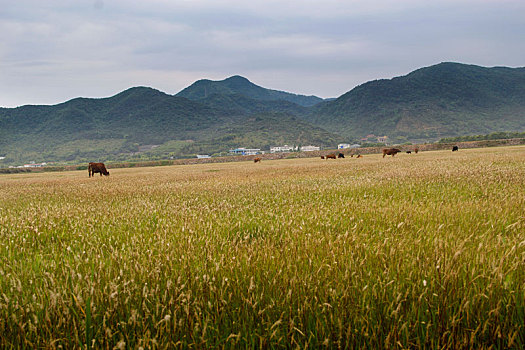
[356,154,363,158]
[338,153,345,158]
[88,162,109,177]
[452,146,459,152]
[320,155,325,159]
[414,147,419,154]
[254,157,261,163]
[406,151,412,154]
[325,153,337,159]
[382,148,402,158]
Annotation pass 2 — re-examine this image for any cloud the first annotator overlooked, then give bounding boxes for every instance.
[1,0,524,106]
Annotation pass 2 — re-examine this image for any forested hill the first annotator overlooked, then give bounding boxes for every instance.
[0,86,339,165]
[308,62,525,142]
[176,75,324,107]
[1,62,525,166]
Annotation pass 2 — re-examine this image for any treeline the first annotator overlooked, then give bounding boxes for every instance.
[439,131,525,143]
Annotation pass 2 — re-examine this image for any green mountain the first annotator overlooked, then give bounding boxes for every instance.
[177,75,324,107]
[0,87,338,165]
[308,62,525,142]
[198,92,309,116]
[1,62,524,166]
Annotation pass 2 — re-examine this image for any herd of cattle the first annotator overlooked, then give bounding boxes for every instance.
[318,145,460,161]
[320,146,419,160]
[88,146,460,176]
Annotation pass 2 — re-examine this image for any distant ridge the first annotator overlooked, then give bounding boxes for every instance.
[1,62,524,165]
[176,75,325,107]
[0,85,338,165]
[308,62,525,142]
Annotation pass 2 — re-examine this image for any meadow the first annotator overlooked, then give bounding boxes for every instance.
[0,146,524,348]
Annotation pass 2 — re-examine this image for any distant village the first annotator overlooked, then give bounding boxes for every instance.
[219,135,388,157]
[8,161,48,169]
[2,135,390,167]
[226,142,361,156]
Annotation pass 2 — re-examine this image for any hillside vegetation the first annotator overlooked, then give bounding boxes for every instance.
[0,87,338,165]
[310,62,525,142]
[1,62,524,165]
[439,131,525,143]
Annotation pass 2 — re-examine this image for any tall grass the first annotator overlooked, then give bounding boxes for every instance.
[0,146,524,348]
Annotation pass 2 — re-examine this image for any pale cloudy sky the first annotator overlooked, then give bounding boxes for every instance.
[1,0,524,107]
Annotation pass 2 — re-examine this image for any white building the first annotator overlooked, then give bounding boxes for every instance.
[196,155,211,159]
[300,145,320,152]
[229,148,262,155]
[23,162,47,168]
[338,143,351,149]
[270,145,296,153]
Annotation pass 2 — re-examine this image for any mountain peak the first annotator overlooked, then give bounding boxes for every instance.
[113,86,165,97]
[224,75,250,82]
[176,76,324,107]
[221,75,256,91]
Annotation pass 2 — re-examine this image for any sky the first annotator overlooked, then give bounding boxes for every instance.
[1,0,524,107]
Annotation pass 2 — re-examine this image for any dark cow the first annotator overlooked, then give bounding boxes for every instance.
[320,155,325,159]
[338,153,345,158]
[253,157,261,163]
[88,162,109,177]
[414,147,419,154]
[382,148,402,158]
[406,151,412,154]
[325,153,337,159]
[452,146,459,152]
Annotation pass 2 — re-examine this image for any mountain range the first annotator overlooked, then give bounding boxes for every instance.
[1,62,524,165]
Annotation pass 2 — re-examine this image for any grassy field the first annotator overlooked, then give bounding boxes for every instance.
[0,146,524,348]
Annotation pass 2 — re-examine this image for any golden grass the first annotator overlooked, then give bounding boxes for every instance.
[0,146,524,348]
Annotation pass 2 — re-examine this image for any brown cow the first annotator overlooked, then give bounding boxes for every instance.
[320,155,325,159]
[253,157,261,163]
[382,148,401,158]
[88,162,109,177]
[414,147,419,154]
[325,153,336,159]
[356,154,363,158]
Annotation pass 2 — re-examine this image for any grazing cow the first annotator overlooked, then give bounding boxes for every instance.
[338,153,345,158]
[452,146,459,152]
[325,153,337,159]
[414,147,419,154]
[382,148,402,158]
[356,154,363,158]
[406,151,412,154]
[88,162,109,177]
[320,155,325,159]
[254,157,261,163]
